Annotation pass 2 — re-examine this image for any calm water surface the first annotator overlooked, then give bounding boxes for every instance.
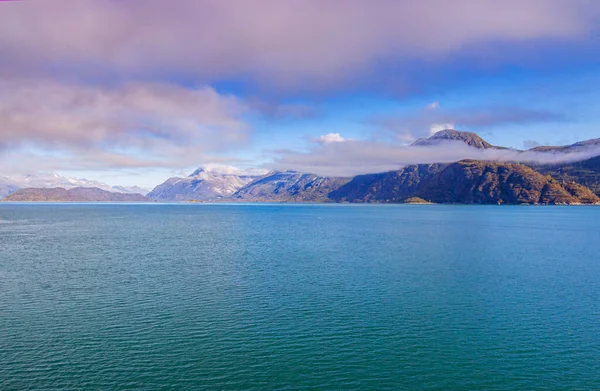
[0,204,599,390]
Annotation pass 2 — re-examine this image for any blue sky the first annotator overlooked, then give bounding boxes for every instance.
[1,0,599,188]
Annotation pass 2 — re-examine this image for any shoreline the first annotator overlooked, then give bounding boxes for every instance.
[1,201,598,206]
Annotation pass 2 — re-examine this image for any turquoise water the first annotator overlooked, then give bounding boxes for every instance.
[0,204,599,390]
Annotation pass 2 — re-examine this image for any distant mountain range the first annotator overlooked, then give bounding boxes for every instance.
[147,166,270,201]
[141,130,600,204]
[147,167,349,202]
[2,187,151,202]
[3,130,600,205]
[529,138,600,153]
[0,173,151,198]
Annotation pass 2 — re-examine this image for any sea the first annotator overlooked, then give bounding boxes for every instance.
[0,203,599,390]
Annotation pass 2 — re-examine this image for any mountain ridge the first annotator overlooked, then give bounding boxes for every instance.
[143,130,600,204]
[330,160,600,205]
[232,171,350,202]
[528,138,600,153]
[2,187,151,202]
[0,173,150,199]
[147,166,270,201]
[5,130,600,204]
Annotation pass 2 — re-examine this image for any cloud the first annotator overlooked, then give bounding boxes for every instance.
[0,79,251,171]
[269,139,600,177]
[374,105,567,143]
[0,147,250,179]
[1,0,598,93]
[247,99,319,120]
[195,164,270,177]
[440,107,567,128]
[427,101,440,110]
[429,123,455,135]
[317,133,346,144]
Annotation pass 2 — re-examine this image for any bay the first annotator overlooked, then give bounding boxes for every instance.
[0,204,599,390]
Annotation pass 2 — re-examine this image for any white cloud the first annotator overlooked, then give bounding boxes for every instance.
[269,139,600,177]
[429,123,455,135]
[427,101,440,110]
[199,164,270,176]
[317,133,346,144]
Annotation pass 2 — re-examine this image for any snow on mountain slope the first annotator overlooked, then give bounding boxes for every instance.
[147,165,270,201]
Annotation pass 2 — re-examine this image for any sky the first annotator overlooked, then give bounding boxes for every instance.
[1,0,600,187]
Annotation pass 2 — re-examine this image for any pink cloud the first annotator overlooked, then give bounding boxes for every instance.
[0,79,251,170]
[0,0,598,90]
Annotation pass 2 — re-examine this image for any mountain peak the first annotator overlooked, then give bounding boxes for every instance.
[412,129,495,149]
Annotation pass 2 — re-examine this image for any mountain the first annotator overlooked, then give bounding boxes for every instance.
[534,155,600,196]
[529,138,600,153]
[147,166,270,201]
[232,171,350,202]
[330,160,600,205]
[6,131,598,205]
[149,131,600,204]
[416,160,598,204]
[2,187,151,202]
[0,182,20,199]
[412,129,500,149]
[329,164,445,203]
[0,173,150,199]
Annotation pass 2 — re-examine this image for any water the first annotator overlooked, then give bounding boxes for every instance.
[0,204,599,390]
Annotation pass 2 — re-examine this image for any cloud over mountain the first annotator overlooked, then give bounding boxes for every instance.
[0,1,598,185]
[374,104,567,143]
[270,134,600,177]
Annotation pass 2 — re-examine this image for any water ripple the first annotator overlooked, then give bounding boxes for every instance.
[0,204,599,390]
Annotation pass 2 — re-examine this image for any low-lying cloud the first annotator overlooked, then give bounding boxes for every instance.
[269,140,600,177]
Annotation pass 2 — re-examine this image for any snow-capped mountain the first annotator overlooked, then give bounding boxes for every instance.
[147,165,270,201]
[0,173,150,198]
[231,171,350,202]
